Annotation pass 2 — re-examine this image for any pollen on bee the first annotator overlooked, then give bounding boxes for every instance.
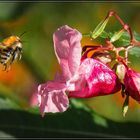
[2,36,20,47]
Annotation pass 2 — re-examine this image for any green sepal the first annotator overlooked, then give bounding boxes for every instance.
[91,18,109,39]
[110,29,125,43]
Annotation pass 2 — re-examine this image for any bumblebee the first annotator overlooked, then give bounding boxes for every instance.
[0,36,22,70]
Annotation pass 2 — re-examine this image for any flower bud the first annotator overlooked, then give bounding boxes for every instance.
[124,68,140,102]
[116,64,126,83]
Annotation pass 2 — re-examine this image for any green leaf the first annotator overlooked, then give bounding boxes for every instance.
[0,131,15,138]
[100,30,140,57]
[0,98,140,138]
[129,47,140,57]
[100,31,112,38]
[100,31,130,45]
[128,31,140,57]
[0,98,20,110]
[134,31,140,41]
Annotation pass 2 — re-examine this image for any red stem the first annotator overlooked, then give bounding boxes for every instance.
[107,10,134,43]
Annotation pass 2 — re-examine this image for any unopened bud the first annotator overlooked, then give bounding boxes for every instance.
[116,64,126,82]
[124,68,140,102]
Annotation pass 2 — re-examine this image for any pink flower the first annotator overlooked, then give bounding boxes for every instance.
[124,68,140,102]
[37,25,121,116]
[37,25,82,116]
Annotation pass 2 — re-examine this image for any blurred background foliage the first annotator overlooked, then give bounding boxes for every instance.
[0,1,140,138]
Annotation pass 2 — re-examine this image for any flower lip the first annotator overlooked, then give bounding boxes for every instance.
[37,81,69,115]
[68,58,121,98]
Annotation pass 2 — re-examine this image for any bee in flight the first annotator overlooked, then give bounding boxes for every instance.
[0,35,22,71]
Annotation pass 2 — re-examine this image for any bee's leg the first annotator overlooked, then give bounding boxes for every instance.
[3,63,7,71]
[3,63,11,72]
[7,65,11,72]
[18,48,22,60]
[16,53,22,61]
[19,53,22,60]
[0,57,6,71]
[10,52,16,65]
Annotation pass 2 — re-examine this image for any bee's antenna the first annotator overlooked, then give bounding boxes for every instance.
[19,31,28,38]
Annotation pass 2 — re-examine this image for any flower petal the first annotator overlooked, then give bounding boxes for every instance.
[69,58,121,98]
[53,25,82,81]
[37,81,69,115]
